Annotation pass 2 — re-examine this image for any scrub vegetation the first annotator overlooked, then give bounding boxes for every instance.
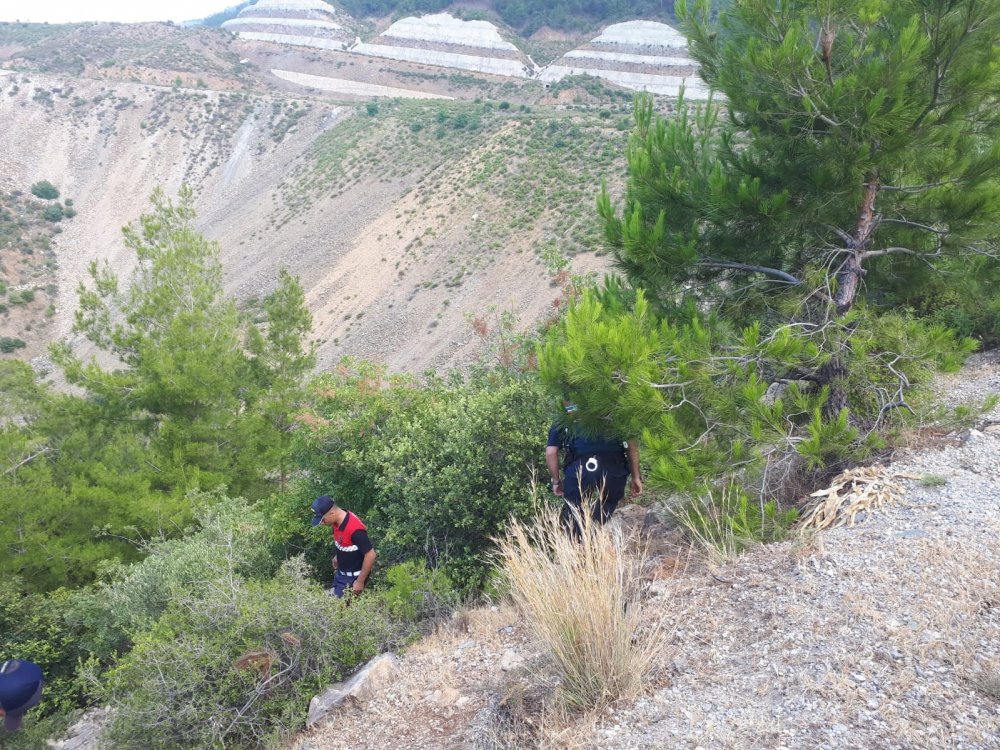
[3,0,1000,745]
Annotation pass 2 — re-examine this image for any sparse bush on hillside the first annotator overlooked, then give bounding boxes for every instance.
[92,558,396,750]
[43,203,64,222]
[0,337,27,353]
[497,505,666,710]
[30,180,59,200]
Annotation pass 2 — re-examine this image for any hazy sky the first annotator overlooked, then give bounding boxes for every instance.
[0,1,238,24]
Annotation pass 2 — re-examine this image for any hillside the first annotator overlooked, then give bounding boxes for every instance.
[288,351,1000,750]
[0,12,703,373]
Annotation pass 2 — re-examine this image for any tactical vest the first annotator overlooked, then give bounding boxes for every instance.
[332,512,367,573]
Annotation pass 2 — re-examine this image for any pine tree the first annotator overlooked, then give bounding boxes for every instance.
[53,188,313,498]
[599,0,1000,408]
[538,0,999,497]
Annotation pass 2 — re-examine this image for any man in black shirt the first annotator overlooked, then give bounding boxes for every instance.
[546,406,642,530]
[310,495,377,598]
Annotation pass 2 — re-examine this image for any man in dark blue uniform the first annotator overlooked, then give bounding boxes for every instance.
[546,404,642,531]
[0,659,43,732]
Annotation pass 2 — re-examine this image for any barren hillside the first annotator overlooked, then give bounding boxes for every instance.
[0,66,630,373]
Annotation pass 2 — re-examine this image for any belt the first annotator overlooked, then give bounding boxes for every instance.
[338,569,362,577]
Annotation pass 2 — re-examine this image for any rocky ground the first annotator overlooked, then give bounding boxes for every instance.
[292,350,1000,750]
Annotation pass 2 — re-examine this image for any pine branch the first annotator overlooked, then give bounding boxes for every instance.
[697,259,803,285]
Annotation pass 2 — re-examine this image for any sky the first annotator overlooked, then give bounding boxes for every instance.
[0,1,239,24]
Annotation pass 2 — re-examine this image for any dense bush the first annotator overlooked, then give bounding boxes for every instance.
[0,584,94,716]
[30,180,59,200]
[51,494,401,750]
[93,558,396,750]
[283,363,552,590]
[0,336,26,352]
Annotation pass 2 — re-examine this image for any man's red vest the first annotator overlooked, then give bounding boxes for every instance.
[333,512,367,554]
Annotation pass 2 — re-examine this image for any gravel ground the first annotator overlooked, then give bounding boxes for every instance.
[294,350,1000,750]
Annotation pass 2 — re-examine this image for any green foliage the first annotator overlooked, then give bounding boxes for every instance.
[796,409,863,471]
[0,192,314,594]
[84,493,281,642]
[539,286,828,493]
[18,494,400,749]
[285,364,551,590]
[675,484,798,562]
[0,585,93,716]
[42,203,64,222]
[600,0,1000,354]
[380,560,456,621]
[54,187,313,501]
[538,286,964,503]
[0,336,26,352]
[94,556,396,750]
[30,180,59,200]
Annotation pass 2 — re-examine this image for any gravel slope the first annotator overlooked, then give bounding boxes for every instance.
[294,350,1000,750]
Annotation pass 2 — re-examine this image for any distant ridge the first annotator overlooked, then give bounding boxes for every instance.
[222,0,354,50]
[352,13,535,78]
[539,21,709,99]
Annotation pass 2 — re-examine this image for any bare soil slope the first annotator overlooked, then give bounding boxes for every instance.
[0,66,625,373]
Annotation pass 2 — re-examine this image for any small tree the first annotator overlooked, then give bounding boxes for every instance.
[30,180,59,200]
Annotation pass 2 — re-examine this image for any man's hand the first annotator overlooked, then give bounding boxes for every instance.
[630,475,643,497]
[352,579,365,595]
[331,556,338,570]
[551,478,564,497]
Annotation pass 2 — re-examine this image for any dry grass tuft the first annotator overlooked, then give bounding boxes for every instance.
[495,505,666,712]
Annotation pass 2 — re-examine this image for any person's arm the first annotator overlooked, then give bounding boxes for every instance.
[627,440,642,497]
[353,548,376,594]
[545,445,563,496]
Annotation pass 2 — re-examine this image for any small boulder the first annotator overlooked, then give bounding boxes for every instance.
[427,686,461,706]
[499,649,522,672]
[307,653,399,727]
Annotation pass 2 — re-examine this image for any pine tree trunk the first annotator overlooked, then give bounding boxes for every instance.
[825,173,880,413]
[818,356,849,419]
[833,174,880,315]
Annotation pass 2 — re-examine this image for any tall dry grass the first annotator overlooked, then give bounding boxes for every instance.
[495,505,665,711]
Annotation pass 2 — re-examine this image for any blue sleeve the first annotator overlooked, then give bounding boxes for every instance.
[547,424,561,448]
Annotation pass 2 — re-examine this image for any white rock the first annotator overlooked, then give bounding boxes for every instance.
[307,653,399,727]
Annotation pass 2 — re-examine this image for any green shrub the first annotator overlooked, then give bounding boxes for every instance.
[94,558,397,750]
[0,337,26,353]
[287,365,550,591]
[43,203,64,222]
[92,493,281,639]
[366,101,379,116]
[0,584,93,716]
[380,560,456,622]
[30,180,59,200]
